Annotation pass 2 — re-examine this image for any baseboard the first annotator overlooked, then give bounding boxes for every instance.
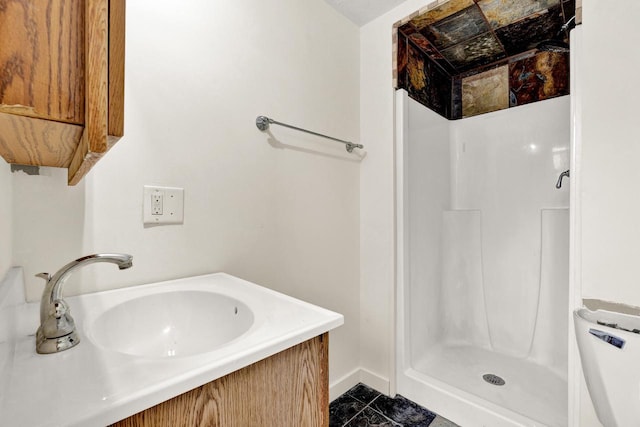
[359,367,389,395]
[329,368,360,401]
[329,367,390,401]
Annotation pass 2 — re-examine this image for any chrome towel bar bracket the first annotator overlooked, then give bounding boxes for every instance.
[256,116,363,153]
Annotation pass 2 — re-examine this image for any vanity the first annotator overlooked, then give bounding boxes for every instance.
[0,268,343,426]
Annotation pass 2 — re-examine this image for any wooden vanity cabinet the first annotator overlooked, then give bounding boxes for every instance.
[0,0,125,185]
[112,334,329,427]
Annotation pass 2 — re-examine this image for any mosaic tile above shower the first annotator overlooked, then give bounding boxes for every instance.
[410,0,474,31]
[420,6,489,51]
[440,32,505,71]
[405,42,451,118]
[494,5,566,56]
[477,0,561,29]
[462,65,509,117]
[395,0,575,119]
[509,51,570,107]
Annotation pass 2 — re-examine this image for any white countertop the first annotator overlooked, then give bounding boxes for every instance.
[0,268,343,427]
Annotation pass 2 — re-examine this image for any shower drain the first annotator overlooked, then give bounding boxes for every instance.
[482,374,505,386]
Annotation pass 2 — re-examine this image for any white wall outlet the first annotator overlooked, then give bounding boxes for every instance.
[151,193,163,215]
[143,185,184,225]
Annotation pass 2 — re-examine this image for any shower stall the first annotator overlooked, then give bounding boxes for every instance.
[395,90,570,427]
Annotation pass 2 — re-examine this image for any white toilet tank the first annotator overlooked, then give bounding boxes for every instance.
[574,308,640,427]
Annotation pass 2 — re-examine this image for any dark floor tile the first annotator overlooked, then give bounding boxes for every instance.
[330,394,367,427]
[347,383,382,404]
[370,394,437,427]
[344,407,401,427]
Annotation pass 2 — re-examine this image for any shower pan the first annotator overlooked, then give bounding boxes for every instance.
[395,89,570,427]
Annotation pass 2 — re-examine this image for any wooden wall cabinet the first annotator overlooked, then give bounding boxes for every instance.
[0,0,125,185]
[112,334,329,427]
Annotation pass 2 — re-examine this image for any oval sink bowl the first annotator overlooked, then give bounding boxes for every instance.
[89,290,254,358]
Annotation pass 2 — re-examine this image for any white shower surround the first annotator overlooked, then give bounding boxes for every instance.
[395,90,570,426]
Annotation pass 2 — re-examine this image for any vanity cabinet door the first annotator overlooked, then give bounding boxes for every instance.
[113,334,330,427]
[0,0,125,185]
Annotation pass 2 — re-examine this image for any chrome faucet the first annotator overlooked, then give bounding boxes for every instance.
[35,253,133,354]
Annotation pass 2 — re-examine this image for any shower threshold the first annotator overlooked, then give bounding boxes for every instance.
[412,344,567,427]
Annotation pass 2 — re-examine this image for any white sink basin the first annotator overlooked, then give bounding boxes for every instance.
[89,290,254,358]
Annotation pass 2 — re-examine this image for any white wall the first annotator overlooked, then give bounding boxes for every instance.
[359,0,440,392]
[581,1,640,306]
[0,160,11,279]
[12,167,86,292]
[576,0,640,425]
[11,0,360,390]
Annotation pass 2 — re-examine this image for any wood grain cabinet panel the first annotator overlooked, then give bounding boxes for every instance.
[111,334,329,427]
[0,0,125,185]
[0,0,84,124]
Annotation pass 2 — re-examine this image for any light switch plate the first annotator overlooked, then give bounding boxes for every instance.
[143,185,184,225]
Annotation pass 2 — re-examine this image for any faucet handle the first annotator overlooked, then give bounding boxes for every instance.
[36,272,51,281]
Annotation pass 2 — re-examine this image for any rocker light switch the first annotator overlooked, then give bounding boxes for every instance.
[143,185,184,225]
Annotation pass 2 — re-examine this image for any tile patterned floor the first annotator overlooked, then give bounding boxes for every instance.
[330,383,460,427]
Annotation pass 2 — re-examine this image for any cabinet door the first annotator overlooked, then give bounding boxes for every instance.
[68,0,125,185]
[0,0,126,185]
[112,334,330,427]
[0,0,84,124]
